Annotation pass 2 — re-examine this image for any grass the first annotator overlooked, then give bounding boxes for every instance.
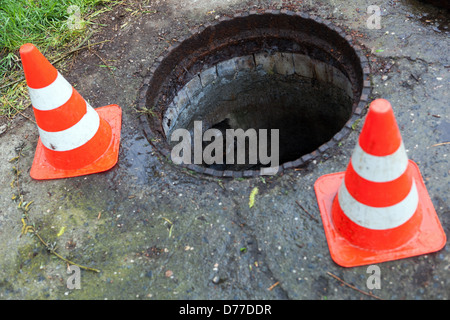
[0,0,121,119]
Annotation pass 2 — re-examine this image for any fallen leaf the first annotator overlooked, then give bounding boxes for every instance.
[249,187,259,208]
[57,226,66,237]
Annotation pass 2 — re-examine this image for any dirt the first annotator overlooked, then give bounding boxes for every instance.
[0,0,449,300]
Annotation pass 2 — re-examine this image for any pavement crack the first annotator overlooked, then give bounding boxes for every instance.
[390,55,433,66]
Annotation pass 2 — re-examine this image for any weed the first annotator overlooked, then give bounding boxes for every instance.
[351,119,361,131]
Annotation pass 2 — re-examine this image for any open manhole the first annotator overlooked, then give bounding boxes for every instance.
[138,10,371,178]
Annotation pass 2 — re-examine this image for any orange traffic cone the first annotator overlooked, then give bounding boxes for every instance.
[314,99,446,267]
[20,43,122,180]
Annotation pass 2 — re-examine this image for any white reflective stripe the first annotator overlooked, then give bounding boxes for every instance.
[28,72,73,111]
[338,180,418,230]
[351,142,408,183]
[38,104,99,152]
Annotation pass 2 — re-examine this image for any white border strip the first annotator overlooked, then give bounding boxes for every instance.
[351,142,408,183]
[38,104,100,152]
[338,180,418,230]
[28,72,73,111]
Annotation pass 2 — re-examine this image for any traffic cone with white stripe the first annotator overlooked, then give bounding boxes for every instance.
[314,99,446,267]
[20,43,122,180]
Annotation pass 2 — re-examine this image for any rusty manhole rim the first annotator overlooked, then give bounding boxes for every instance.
[137,9,372,178]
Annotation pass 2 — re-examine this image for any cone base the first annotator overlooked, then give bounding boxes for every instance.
[314,160,446,267]
[30,105,122,180]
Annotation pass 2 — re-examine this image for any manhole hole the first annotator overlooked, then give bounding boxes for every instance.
[138,10,371,178]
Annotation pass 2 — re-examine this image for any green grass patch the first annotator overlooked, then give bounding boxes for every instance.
[0,0,121,119]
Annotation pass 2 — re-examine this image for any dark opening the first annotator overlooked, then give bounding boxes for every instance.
[138,10,371,177]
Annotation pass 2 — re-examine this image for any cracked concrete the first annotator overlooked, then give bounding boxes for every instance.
[0,0,448,300]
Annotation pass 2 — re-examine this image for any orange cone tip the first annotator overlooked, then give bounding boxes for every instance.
[314,99,446,267]
[20,43,122,180]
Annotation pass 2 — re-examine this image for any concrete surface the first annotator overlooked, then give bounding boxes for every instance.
[0,0,448,300]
